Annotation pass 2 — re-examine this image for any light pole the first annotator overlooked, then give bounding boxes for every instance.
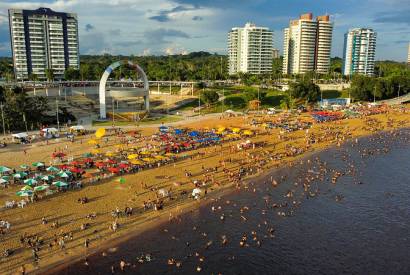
[0,103,5,136]
[112,97,115,126]
[398,84,401,98]
[56,98,60,132]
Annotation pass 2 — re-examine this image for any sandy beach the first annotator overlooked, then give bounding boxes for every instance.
[1,108,410,275]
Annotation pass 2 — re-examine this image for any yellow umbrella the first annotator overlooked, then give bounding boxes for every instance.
[154,155,167,160]
[218,127,226,132]
[95,128,106,139]
[130,159,143,165]
[140,151,151,155]
[105,152,114,157]
[243,130,253,136]
[232,128,241,133]
[127,154,139,160]
[91,148,101,154]
[21,185,33,191]
[88,139,98,145]
[142,158,155,163]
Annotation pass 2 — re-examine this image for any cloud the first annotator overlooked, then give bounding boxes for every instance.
[85,24,94,32]
[192,16,203,21]
[374,10,410,25]
[144,28,190,44]
[148,4,198,22]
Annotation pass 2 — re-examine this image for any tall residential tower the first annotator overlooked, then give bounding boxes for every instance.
[8,7,79,80]
[228,23,274,75]
[282,13,333,75]
[343,28,377,76]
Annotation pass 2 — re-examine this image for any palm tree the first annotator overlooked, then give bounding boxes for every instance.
[45,68,54,82]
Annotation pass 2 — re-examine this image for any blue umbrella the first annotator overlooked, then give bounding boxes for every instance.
[175,129,183,135]
[189,131,199,137]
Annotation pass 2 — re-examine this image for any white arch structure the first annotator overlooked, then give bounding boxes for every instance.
[99,60,149,119]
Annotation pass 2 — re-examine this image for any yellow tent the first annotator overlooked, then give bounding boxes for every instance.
[130,159,143,165]
[142,158,155,163]
[95,128,106,139]
[127,154,139,160]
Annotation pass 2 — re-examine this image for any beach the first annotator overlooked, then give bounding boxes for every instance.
[1,108,410,274]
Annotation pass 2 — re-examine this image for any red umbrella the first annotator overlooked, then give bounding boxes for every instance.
[108,167,120,173]
[106,159,117,164]
[70,167,84,174]
[118,163,129,169]
[70,161,81,166]
[52,152,66,158]
[95,162,105,168]
[59,164,69,170]
[83,158,93,163]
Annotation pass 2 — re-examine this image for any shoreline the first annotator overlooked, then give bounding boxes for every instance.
[39,126,408,274]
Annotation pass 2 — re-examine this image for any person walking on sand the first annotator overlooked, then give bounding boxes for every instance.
[120,259,126,271]
[20,265,25,275]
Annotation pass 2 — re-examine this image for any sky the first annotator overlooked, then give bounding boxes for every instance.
[0,0,409,60]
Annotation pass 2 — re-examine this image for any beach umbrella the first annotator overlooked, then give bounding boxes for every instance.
[82,172,93,178]
[0,178,8,184]
[83,158,93,163]
[21,185,33,191]
[108,167,120,174]
[88,139,98,145]
[70,161,81,166]
[105,152,114,157]
[52,181,68,187]
[154,155,167,160]
[118,163,129,169]
[69,167,83,174]
[16,190,33,197]
[130,159,143,165]
[20,164,30,170]
[41,175,55,181]
[189,131,199,137]
[13,171,28,178]
[91,149,101,154]
[0,166,11,173]
[127,154,139,160]
[175,129,183,135]
[142,157,156,163]
[232,128,241,133]
[95,128,106,139]
[46,166,60,172]
[32,162,45,167]
[106,159,117,164]
[34,184,49,192]
[52,152,66,158]
[243,130,253,136]
[82,153,93,158]
[24,178,38,186]
[57,171,71,178]
[95,162,105,168]
[1,175,10,181]
[118,177,126,184]
[139,151,151,155]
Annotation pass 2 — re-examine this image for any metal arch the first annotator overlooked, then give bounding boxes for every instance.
[99,60,149,119]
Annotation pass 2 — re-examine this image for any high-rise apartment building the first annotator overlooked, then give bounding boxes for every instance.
[8,7,79,80]
[282,13,333,75]
[272,49,280,59]
[342,28,376,76]
[228,23,274,75]
[407,42,410,65]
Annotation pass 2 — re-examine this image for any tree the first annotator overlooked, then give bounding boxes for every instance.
[349,75,375,101]
[64,67,80,80]
[280,94,296,110]
[45,68,54,82]
[201,90,219,106]
[290,80,320,104]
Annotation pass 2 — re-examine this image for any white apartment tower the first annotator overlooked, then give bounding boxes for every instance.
[343,28,376,76]
[8,7,79,80]
[407,42,410,65]
[228,23,274,75]
[282,13,333,75]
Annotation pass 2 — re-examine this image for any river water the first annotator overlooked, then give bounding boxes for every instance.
[58,129,410,275]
